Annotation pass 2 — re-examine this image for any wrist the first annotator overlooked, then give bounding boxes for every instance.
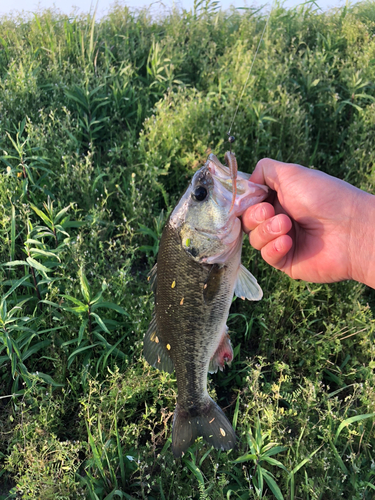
[348,189,375,288]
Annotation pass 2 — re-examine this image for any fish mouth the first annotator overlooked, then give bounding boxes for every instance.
[206,154,238,205]
[210,173,247,196]
[206,154,268,214]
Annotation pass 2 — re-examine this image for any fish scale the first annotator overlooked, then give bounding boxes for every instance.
[156,221,239,409]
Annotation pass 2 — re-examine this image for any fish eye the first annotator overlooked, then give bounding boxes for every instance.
[192,186,208,202]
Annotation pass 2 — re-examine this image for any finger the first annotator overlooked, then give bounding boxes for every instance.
[260,234,293,271]
[249,214,292,251]
[249,158,287,190]
[250,158,304,193]
[242,202,275,233]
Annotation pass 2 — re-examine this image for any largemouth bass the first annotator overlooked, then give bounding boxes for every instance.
[144,152,268,457]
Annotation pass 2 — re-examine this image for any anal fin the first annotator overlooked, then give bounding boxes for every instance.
[208,326,233,374]
[143,313,174,373]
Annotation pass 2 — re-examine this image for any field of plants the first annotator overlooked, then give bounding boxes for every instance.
[0,0,375,498]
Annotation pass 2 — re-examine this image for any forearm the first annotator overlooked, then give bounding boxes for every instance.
[349,189,375,289]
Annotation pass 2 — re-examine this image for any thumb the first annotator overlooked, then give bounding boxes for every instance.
[250,158,292,191]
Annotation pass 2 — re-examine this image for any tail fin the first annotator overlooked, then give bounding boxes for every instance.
[172,397,236,458]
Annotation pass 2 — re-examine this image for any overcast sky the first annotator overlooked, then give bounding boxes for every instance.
[0,0,353,19]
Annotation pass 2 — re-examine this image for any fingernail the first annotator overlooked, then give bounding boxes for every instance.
[270,217,281,233]
[254,205,266,223]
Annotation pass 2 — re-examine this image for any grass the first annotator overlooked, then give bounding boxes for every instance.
[0,0,375,498]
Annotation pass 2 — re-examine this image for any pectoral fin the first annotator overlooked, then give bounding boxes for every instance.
[234,264,263,301]
[203,264,226,304]
[143,313,174,373]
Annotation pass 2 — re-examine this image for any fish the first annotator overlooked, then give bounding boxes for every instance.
[143,152,268,457]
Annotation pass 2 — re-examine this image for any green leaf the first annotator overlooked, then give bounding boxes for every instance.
[22,340,51,361]
[3,276,31,301]
[138,224,158,240]
[334,413,375,444]
[79,268,91,303]
[54,224,70,237]
[60,295,86,307]
[263,445,288,457]
[30,204,53,228]
[89,289,104,306]
[34,372,64,387]
[24,239,44,246]
[10,204,15,262]
[232,453,257,463]
[100,334,127,367]
[290,446,322,475]
[199,446,214,467]
[40,300,60,308]
[29,248,61,261]
[2,260,29,268]
[26,257,51,274]
[261,468,284,500]
[91,312,110,334]
[31,230,54,239]
[67,344,98,368]
[87,424,106,478]
[232,393,240,431]
[355,93,375,101]
[92,331,111,347]
[91,301,129,316]
[262,456,288,472]
[329,439,348,474]
[78,319,89,345]
[55,204,71,223]
[183,456,204,485]
[70,305,90,313]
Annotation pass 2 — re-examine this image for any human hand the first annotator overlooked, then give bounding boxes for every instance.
[242,158,375,286]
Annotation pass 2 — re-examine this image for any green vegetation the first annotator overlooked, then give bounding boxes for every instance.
[0,0,375,498]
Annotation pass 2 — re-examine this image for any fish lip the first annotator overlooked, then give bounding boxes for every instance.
[207,155,243,203]
[207,153,230,177]
[206,155,233,204]
[207,154,269,211]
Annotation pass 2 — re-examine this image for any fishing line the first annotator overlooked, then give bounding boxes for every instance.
[227,8,271,140]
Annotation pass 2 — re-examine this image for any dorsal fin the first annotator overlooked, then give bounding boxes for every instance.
[148,263,157,293]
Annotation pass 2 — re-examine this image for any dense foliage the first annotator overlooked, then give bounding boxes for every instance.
[0,1,375,498]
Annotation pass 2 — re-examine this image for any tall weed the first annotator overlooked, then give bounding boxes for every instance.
[0,2,375,499]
